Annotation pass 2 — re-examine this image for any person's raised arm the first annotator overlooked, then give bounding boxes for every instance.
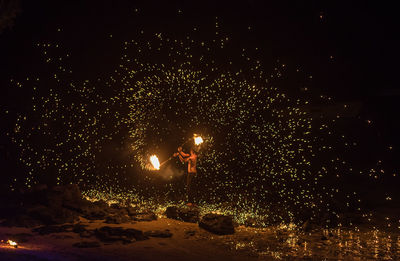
[178,154,189,163]
[178,147,189,157]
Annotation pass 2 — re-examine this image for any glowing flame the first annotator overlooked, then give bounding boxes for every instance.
[7,240,18,247]
[150,155,160,170]
[194,135,203,145]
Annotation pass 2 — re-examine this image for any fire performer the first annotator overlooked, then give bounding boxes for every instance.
[174,146,198,206]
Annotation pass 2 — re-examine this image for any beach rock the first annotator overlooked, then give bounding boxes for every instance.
[56,184,82,203]
[165,206,179,219]
[83,211,107,220]
[79,230,93,238]
[126,206,140,216]
[0,184,113,227]
[244,217,260,227]
[63,199,90,214]
[2,184,82,227]
[144,230,173,238]
[178,208,200,223]
[72,223,88,233]
[124,228,148,241]
[33,224,73,235]
[165,206,199,223]
[105,213,130,224]
[199,214,235,235]
[301,220,314,232]
[24,184,90,217]
[27,184,82,210]
[73,241,101,248]
[93,200,110,210]
[26,205,56,224]
[117,208,130,216]
[110,203,122,209]
[52,234,74,239]
[184,230,196,238]
[58,185,85,210]
[108,205,129,216]
[94,227,130,243]
[27,205,78,225]
[94,226,148,243]
[82,208,108,220]
[131,210,157,222]
[80,200,111,220]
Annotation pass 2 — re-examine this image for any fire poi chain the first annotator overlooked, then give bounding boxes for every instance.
[150,134,204,170]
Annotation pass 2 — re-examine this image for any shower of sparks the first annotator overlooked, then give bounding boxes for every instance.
[5,8,398,225]
[150,155,160,170]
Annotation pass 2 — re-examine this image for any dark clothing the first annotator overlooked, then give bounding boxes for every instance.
[186,172,196,203]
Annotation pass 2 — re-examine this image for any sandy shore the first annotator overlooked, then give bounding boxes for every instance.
[2,216,400,260]
[0,218,258,261]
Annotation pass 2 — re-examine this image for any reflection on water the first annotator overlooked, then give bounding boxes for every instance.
[222,225,400,260]
[82,193,400,259]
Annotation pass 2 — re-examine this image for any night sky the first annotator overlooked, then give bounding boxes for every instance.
[2,0,400,143]
[1,0,400,224]
[2,1,399,98]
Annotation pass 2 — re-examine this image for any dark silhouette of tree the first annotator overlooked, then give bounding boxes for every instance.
[0,0,20,34]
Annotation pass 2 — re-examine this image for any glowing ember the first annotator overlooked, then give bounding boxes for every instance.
[150,155,160,170]
[194,135,204,145]
[7,5,399,227]
[7,240,18,248]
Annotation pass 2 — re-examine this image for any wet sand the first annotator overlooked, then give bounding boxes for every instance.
[1,217,400,260]
[0,218,257,261]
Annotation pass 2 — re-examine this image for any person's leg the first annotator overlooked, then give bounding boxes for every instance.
[186,172,192,203]
[191,174,196,205]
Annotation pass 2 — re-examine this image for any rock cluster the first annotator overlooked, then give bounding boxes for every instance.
[198,214,235,235]
[73,241,101,248]
[164,206,235,235]
[165,206,200,223]
[0,184,238,238]
[0,184,157,227]
[94,226,148,243]
[144,230,173,238]
[26,223,163,247]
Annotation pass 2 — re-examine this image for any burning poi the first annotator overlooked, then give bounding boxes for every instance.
[150,155,160,170]
[149,134,204,171]
[194,135,204,145]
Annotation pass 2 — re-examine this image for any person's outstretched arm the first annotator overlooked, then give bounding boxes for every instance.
[178,147,190,157]
[178,154,189,163]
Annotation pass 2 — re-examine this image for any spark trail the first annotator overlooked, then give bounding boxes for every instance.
[7,9,397,225]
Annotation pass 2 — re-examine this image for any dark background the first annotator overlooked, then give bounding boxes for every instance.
[2,0,399,97]
[1,0,399,192]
